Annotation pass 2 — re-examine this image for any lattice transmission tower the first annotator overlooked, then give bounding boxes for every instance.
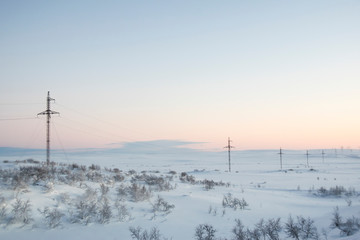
[38,91,59,165]
[224,137,235,172]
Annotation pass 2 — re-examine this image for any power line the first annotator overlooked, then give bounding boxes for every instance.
[52,121,69,163]
[0,117,38,121]
[54,102,192,151]
[0,103,43,106]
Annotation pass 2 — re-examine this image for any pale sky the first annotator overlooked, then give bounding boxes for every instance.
[0,1,359,151]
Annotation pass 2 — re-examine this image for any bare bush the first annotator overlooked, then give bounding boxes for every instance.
[70,200,97,225]
[44,181,54,193]
[330,207,342,230]
[129,183,152,202]
[132,174,174,192]
[316,186,356,197]
[330,207,360,236]
[0,194,7,223]
[265,218,282,240]
[203,180,215,190]
[129,226,167,240]
[9,198,33,225]
[340,216,360,236]
[151,195,175,217]
[117,184,127,201]
[99,183,109,200]
[38,207,64,228]
[115,201,131,222]
[285,215,319,239]
[180,172,196,184]
[194,224,217,240]
[222,193,248,210]
[98,198,112,224]
[232,219,247,240]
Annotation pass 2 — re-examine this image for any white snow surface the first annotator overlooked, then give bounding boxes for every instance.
[0,148,360,239]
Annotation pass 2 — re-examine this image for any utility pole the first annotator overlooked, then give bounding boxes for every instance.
[38,91,59,165]
[224,137,234,172]
[306,150,310,168]
[278,148,283,170]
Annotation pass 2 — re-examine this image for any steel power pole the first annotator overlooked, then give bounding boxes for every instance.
[224,137,234,172]
[38,91,59,165]
[278,148,284,170]
[306,150,310,168]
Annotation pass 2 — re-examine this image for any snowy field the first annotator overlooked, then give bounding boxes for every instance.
[0,147,360,240]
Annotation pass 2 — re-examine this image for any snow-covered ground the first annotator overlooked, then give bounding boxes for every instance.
[0,147,359,239]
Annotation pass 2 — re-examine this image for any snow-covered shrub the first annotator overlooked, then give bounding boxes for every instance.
[232,219,247,240]
[316,186,356,197]
[151,195,175,216]
[330,207,342,230]
[38,207,64,228]
[99,183,109,198]
[255,219,267,240]
[11,173,28,190]
[330,207,360,236]
[340,216,360,236]
[44,181,54,193]
[203,179,215,191]
[9,198,33,225]
[70,200,97,225]
[132,174,174,192]
[129,183,151,202]
[285,215,319,239]
[58,192,71,204]
[113,173,125,182]
[284,215,300,239]
[83,186,98,202]
[345,197,352,206]
[129,226,165,240]
[265,218,282,240]
[0,194,7,223]
[98,198,112,224]
[222,193,248,210]
[194,224,217,240]
[65,171,86,185]
[86,171,103,182]
[115,201,131,222]
[89,164,101,171]
[180,172,196,184]
[117,184,127,201]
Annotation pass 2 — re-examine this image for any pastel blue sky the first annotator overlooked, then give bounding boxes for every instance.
[0,1,359,150]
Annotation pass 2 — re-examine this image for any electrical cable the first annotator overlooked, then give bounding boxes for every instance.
[52,121,70,163]
[0,117,38,121]
[54,102,188,151]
